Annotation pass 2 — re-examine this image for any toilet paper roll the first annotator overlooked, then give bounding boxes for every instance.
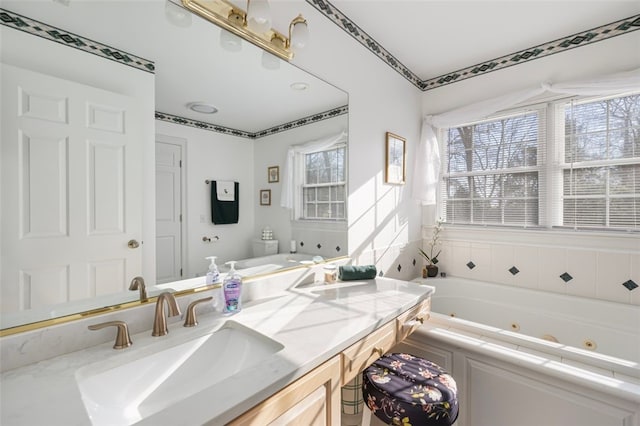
[290,240,296,252]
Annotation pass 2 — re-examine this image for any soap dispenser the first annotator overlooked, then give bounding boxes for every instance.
[222,261,242,314]
[205,256,220,285]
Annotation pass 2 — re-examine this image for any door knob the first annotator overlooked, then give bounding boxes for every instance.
[127,239,140,249]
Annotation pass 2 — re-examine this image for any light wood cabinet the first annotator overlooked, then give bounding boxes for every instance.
[396,298,430,342]
[340,321,396,386]
[229,297,431,425]
[228,356,341,426]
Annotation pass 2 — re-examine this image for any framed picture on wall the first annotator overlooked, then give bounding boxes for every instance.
[385,132,406,184]
[268,166,279,183]
[260,189,271,206]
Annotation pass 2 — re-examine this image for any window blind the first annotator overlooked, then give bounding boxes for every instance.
[559,94,640,231]
[441,109,546,227]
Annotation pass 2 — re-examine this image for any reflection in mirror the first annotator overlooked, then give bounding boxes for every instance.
[0,1,348,333]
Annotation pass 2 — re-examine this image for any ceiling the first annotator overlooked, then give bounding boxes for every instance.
[2,1,638,131]
[325,0,639,82]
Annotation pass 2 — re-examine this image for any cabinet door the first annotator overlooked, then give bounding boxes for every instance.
[228,356,341,426]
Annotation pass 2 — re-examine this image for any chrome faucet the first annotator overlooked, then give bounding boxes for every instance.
[129,276,148,302]
[152,292,181,336]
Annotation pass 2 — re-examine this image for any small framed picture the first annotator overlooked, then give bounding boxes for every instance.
[268,166,279,183]
[385,132,406,185]
[260,189,271,206]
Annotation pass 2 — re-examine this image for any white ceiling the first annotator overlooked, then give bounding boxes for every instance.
[3,0,638,132]
[327,0,640,81]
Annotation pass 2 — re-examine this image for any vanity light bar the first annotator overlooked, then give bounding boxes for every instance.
[182,0,294,61]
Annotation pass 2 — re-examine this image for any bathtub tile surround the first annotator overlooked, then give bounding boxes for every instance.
[596,252,637,304]
[291,220,348,260]
[431,227,640,305]
[624,280,639,291]
[401,277,640,426]
[559,272,573,282]
[513,245,540,289]
[352,240,422,282]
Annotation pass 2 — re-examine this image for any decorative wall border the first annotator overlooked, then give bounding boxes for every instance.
[305,1,640,91]
[156,105,349,139]
[421,14,640,90]
[0,8,155,73]
[305,0,422,88]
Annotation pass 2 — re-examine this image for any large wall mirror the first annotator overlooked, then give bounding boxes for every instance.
[0,0,348,333]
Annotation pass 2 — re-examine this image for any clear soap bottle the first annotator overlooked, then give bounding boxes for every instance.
[205,256,220,285]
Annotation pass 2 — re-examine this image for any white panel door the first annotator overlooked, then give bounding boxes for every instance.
[155,141,182,284]
[1,64,143,312]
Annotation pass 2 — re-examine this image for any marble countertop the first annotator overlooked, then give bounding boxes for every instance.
[0,277,434,425]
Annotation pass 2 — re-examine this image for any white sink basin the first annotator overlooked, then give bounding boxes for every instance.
[75,321,283,425]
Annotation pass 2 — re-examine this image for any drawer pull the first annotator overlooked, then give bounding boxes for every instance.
[416,316,425,324]
[373,347,384,357]
[402,319,423,328]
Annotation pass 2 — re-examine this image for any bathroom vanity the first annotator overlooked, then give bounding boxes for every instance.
[0,277,433,425]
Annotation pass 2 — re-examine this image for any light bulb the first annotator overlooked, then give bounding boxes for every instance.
[219,29,242,53]
[165,0,192,27]
[247,0,271,33]
[290,19,309,51]
[261,51,280,70]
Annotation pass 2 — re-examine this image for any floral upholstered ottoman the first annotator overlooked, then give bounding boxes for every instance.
[362,353,459,426]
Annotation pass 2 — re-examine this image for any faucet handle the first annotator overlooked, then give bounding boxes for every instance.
[88,320,133,349]
[184,296,213,327]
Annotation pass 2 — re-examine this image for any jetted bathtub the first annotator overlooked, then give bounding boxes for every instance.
[395,277,640,426]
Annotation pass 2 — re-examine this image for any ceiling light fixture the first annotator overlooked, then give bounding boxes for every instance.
[182,0,308,61]
[187,102,218,114]
[290,82,309,91]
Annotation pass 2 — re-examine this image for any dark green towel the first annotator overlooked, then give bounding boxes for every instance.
[339,265,377,281]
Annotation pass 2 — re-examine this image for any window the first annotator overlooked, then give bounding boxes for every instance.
[301,145,346,220]
[442,110,544,227]
[561,94,640,230]
[441,93,639,232]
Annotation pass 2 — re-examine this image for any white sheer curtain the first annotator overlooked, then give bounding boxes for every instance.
[412,67,640,205]
[280,130,348,209]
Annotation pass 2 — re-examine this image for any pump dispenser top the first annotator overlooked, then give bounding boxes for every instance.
[205,256,220,284]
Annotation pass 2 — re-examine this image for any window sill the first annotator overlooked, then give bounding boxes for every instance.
[427,225,640,252]
[292,219,347,231]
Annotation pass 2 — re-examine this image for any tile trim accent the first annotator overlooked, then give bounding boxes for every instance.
[155,105,349,139]
[305,1,640,91]
[0,8,155,73]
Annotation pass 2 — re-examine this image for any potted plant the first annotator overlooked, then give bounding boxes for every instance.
[419,219,443,278]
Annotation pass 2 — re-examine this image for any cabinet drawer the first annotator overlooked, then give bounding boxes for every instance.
[396,298,431,343]
[341,321,396,386]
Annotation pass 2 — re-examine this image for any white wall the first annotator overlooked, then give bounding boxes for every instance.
[420,32,640,305]
[155,120,255,277]
[291,3,424,280]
